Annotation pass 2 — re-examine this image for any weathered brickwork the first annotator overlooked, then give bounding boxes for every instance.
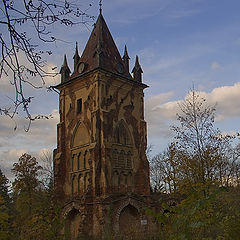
[53,13,154,239]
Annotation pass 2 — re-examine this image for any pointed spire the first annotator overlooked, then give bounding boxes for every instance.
[63,54,68,66]
[132,55,143,82]
[73,42,80,72]
[60,54,71,83]
[80,13,132,78]
[122,45,130,72]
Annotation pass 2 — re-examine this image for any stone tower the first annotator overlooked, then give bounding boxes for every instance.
[53,13,151,239]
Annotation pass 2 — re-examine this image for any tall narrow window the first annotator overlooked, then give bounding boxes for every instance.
[77,98,82,114]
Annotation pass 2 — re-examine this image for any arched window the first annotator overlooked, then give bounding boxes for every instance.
[120,171,126,187]
[72,174,78,195]
[83,150,90,169]
[77,152,81,170]
[79,175,84,194]
[71,154,75,171]
[84,172,90,193]
[112,171,119,188]
[115,125,120,143]
[118,150,125,168]
[126,151,132,168]
[83,151,87,169]
[78,174,81,193]
[112,149,118,167]
[114,121,131,145]
[127,172,133,187]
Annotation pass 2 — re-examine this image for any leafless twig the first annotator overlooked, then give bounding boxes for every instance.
[0,0,94,131]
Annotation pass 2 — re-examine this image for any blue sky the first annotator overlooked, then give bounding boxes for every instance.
[1,0,240,179]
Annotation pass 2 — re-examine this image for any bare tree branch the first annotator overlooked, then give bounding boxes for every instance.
[0,0,94,131]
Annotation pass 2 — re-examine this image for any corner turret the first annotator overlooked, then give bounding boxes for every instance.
[122,45,130,72]
[60,55,71,83]
[132,55,143,82]
[73,42,80,72]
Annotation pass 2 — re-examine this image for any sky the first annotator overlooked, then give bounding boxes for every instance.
[1,0,240,180]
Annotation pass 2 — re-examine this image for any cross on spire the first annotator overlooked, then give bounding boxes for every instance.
[99,0,102,14]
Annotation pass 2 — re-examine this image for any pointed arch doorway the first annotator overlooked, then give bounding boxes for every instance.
[119,204,140,234]
[65,208,80,240]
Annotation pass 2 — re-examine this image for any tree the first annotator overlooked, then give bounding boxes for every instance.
[12,153,42,194]
[0,0,94,129]
[0,196,10,240]
[150,143,179,193]
[150,90,240,195]
[0,169,10,205]
[148,186,240,239]
[148,89,240,239]
[12,153,42,238]
[40,149,54,188]
[12,153,42,224]
[11,153,64,239]
[0,169,11,240]
[171,90,235,192]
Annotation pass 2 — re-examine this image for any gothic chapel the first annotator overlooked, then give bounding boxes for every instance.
[53,12,152,238]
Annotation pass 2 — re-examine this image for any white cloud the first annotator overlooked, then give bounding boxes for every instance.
[43,64,61,87]
[0,109,59,180]
[146,92,174,109]
[0,148,27,180]
[0,109,59,139]
[0,149,27,167]
[145,92,176,138]
[16,109,59,146]
[145,82,240,140]
[0,147,54,181]
[201,82,240,121]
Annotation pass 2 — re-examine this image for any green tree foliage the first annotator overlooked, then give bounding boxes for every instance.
[148,89,240,239]
[171,90,234,189]
[0,196,10,240]
[148,186,240,239]
[0,169,10,204]
[150,143,179,193]
[12,153,42,219]
[11,153,64,240]
[0,170,11,240]
[150,90,240,194]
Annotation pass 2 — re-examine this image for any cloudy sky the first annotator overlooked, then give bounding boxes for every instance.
[1,0,240,179]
